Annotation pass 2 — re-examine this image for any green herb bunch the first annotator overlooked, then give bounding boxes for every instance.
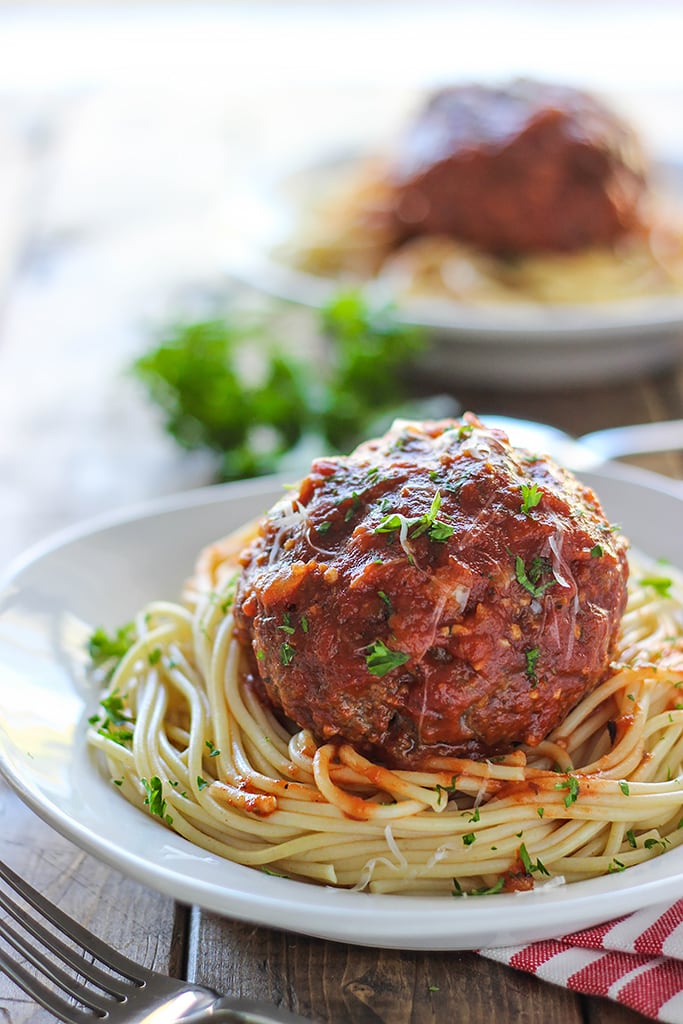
[132,289,424,481]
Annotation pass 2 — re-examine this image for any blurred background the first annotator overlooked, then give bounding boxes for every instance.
[2,0,683,572]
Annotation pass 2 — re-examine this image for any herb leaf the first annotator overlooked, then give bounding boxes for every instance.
[375,491,455,548]
[520,483,543,515]
[554,773,580,807]
[132,291,424,481]
[525,647,541,683]
[514,554,556,598]
[142,776,173,825]
[88,623,135,673]
[365,640,409,676]
[640,575,673,598]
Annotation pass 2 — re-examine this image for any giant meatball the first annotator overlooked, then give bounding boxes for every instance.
[388,79,647,255]
[234,416,629,768]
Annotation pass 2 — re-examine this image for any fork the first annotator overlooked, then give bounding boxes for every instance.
[0,859,311,1023]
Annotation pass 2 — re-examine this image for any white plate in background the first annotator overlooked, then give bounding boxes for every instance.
[224,157,683,389]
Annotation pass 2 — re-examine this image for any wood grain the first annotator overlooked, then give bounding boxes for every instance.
[0,779,180,1023]
[187,913,585,1023]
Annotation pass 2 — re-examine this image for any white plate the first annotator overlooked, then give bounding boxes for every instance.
[2,467,683,951]
[224,157,683,389]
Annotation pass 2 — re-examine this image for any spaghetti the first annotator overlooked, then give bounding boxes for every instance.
[87,543,683,896]
[285,159,683,307]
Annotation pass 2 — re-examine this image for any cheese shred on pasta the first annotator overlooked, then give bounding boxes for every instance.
[87,546,683,895]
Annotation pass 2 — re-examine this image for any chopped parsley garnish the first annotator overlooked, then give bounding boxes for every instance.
[619,780,630,796]
[378,590,393,614]
[626,829,637,848]
[640,575,673,598]
[525,646,541,684]
[317,522,332,534]
[434,775,458,805]
[280,642,296,666]
[141,776,173,825]
[554,773,580,807]
[590,544,604,558]
[90,691,135,747]
[375,512,406,535]
[608,858,626,873]
[452,876,505,897]
[644,837,670,852]
[344,491,362,522]
[219,573,239,613]
[278,612,296,635]
[409,491,455,542]
[196,776,209,791]
[205,740,221,757]
[462,832,477,846]
[514,554,556,598]
[87,623,135,674]
[148,647,162,665]
[428,520,456,542]
[375,490,455,547]
[519,843,550,876]
[365,640,409,677]
[468,807,481,823]
[99,691,130,726]
[520,483,543,515]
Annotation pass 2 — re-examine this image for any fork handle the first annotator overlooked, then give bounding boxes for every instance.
[185,997,311,1024]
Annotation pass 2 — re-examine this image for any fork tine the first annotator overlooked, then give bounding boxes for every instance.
[0,859,148,984]
[0,894,119,1014]
[0,858,156,1018]
[0,945,94,1024]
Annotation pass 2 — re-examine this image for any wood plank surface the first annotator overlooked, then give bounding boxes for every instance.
[188,912,585,1023]
[0,778,181,1022]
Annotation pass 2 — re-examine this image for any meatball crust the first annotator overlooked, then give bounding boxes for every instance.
[234,416,629,768]
[388,79,647,255]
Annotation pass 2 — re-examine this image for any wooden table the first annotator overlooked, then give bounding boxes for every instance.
[2,9,683,1019]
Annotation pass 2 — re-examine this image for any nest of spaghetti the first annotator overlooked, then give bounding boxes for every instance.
[88,415,683,895]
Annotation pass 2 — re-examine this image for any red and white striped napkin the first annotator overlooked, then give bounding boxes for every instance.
[481,901,683,1023]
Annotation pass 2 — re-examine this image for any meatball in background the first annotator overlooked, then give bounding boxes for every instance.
[388,79,648,255]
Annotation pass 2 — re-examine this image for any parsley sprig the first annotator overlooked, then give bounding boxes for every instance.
[554,773,580,807]
[452,877,505,897]
[375,491,455,546]
[87,623,136,678]
[520,483,543,515]
[514,554,556,598]
[640,575,673,598]
[132,290,424,481]
[88,691,135,747]
[141,776,173,825]
[365,640,409,677]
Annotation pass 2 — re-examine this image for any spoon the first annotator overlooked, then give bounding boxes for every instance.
[482,415,683,473]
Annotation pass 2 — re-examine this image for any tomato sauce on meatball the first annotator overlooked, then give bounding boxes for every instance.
[388,79,647,255]
[234,416,629,768]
